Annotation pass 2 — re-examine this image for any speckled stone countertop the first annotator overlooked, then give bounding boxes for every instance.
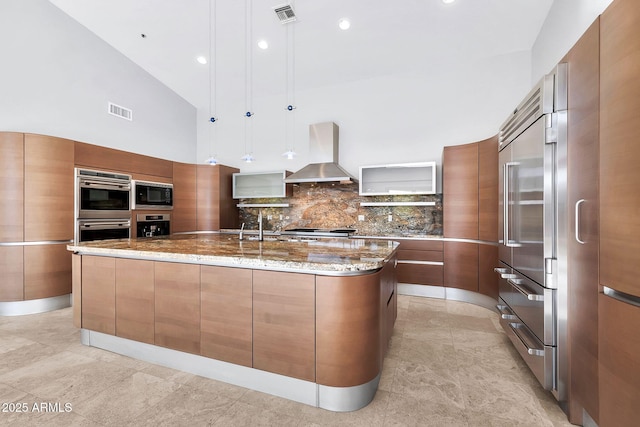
[68,233,399,276]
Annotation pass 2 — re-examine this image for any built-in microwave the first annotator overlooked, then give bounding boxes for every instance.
[76,168,131,219]
[132,180,173,210]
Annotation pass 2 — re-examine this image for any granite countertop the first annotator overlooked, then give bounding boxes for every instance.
[68,233,399,276]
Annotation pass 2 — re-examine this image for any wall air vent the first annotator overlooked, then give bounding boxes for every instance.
[108,102,133,121]
[274,4,296,24]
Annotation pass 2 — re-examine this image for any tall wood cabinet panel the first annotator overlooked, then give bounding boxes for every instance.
[443,136,498,296]
[172,162,197,233]
[443,142,479,239]
[23,245,72,300]
[253,270,315,381]
[115,259,155,345]
[24,134,74,241]
[599,0,640,424]
[81,255,115,335]
[563,18,601,424]
[201,266,253,367]
[478,137,498,242]
[0,247,23,301]
[154,262,201,354]
[196,165,239,231]
[600,0,640,298]
[0,132,24,241]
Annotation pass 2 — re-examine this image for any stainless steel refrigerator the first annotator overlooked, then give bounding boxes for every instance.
[496,64,568,404]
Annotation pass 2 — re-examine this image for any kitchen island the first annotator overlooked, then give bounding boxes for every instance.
[68,233,398,412]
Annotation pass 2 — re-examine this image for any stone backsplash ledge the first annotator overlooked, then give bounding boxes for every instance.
[238,182,442,237]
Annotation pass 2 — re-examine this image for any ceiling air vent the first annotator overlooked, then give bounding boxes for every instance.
[108,102,133,121]
[274,4,296,24]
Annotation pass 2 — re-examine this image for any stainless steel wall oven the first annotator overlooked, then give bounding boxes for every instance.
[496,64,568,405]
[75,168,132,242]
[76,168,131,219]
[132,180,173,210]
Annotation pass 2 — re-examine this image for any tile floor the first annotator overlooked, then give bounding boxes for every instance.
[0,295,573,426]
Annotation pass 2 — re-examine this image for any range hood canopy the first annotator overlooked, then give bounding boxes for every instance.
[284,122,357,184]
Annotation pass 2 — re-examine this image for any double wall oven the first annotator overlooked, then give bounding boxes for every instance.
[496,64,568,403]
[75,168,131,242]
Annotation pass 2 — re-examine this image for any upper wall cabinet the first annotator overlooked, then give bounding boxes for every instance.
[359,162,436,196]
[232,171,292,199]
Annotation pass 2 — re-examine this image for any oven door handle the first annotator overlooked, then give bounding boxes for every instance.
[508,278,544,302]
[80,180,131,191]
[508,323,545,357]
[79,221,130,230]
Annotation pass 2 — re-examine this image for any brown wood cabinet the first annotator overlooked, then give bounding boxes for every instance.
[1,132,74,304]
[196,164,239,231]
[154,262,201,354]
[599,0,640,424]
[24,134,74,241]
[23,245,72,300]
[0,247,23,301]
[201,266,253,367]
[75,141,173,178]
[115,259,155,344]
[316,272,381,387]
[172,162,197,233]
[81,255,115,335]
[396,239,443,286]
[253,270,315,381]
[442,136,498,296]
[443,142,479,239]
[563,18,601,425]
[0,132,24,242]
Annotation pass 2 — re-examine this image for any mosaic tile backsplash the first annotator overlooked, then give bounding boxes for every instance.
[238,182,442,237]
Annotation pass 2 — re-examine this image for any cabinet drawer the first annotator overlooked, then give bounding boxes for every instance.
[397,249,443,262]
[397,262,443,286]
[396,239,443,251]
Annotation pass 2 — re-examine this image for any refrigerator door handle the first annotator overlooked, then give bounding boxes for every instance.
[508,278,545,302]
[575,199,586,244]
[504,162,519,248]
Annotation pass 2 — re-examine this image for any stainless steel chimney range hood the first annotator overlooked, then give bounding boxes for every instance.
[284,122,357,184]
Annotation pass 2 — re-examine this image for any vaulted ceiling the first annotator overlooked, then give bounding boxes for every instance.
[48,0,554,111]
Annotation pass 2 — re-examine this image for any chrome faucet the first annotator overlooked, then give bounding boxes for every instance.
[239,222,245,240]
[258,210,264,241]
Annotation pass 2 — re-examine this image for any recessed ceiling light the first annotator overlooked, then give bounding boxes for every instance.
[442,0,456,4]
[196,56,207,65]
[257,39,269,50]
[338,18,351,30]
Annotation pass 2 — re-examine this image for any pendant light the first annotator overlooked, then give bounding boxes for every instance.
[205,0,219,165]
[282,1,297,160]
[242,0,255,163]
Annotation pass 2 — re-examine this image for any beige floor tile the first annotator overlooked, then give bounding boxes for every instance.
[0,295,574,426]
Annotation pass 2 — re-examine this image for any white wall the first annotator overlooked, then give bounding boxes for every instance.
[196,50,534,186]
[0,0,196,163]
[531,0,614,83]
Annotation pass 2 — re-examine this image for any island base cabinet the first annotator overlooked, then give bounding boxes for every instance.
[81,256,115,335]
[598,293,640,427]
[115,259,155,345]
[201,266,253,367]
[316,274,381,387]
[154,262,201,355]
[253,270,315,382]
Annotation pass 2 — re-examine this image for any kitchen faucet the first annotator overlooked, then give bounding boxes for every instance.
[258,210,264,241]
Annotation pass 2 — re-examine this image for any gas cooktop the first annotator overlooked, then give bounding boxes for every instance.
[281,228,357,237]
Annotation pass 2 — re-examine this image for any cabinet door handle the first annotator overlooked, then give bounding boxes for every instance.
[575,199,586,244]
